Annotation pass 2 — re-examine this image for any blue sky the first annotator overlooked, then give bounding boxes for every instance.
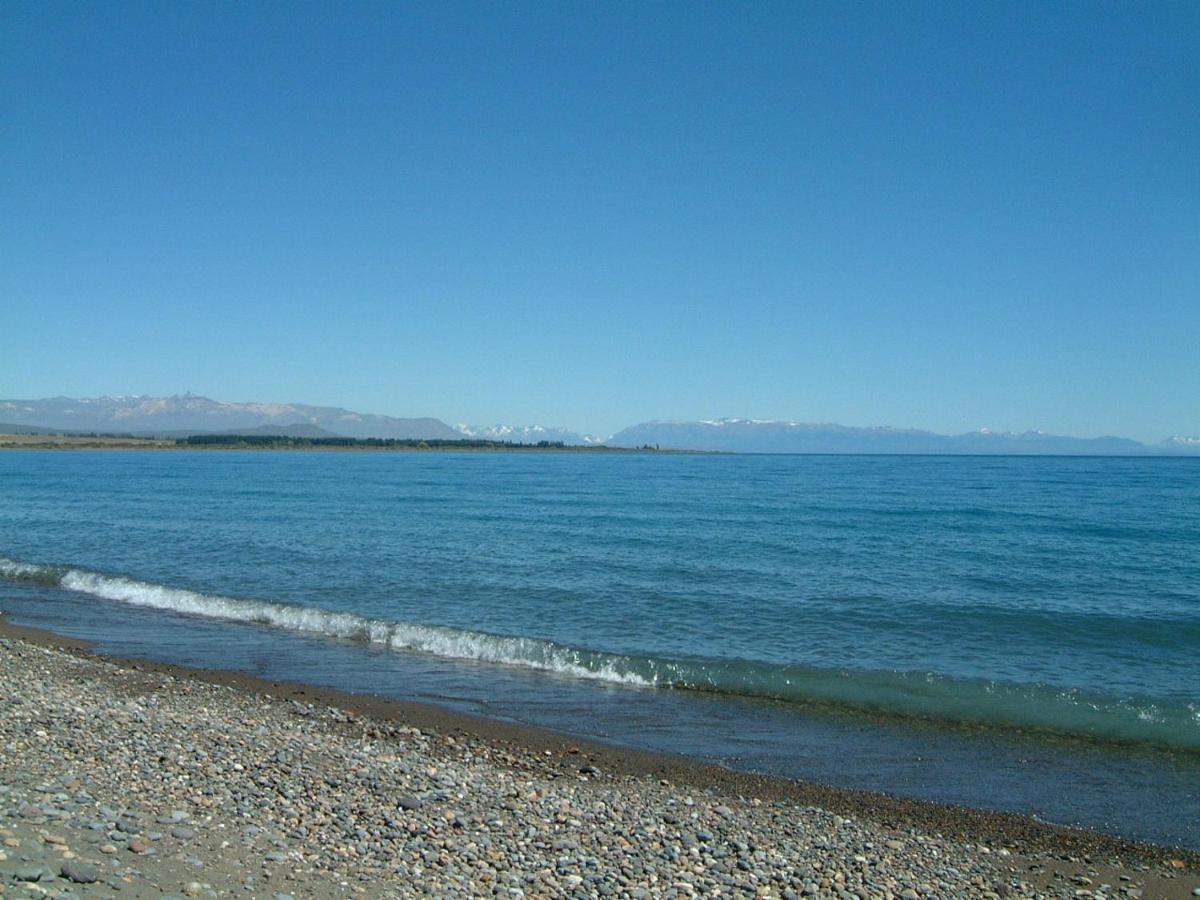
[2,1,1196,440]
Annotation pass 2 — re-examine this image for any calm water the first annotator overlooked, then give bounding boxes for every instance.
[1,451,1197,846]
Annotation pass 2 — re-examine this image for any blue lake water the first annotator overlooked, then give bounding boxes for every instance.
[1,451,1197,847]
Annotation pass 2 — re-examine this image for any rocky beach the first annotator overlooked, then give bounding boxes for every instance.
[1,623,1197,899]
[0,624,1195,897]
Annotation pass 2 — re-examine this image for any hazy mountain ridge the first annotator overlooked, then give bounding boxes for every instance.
[607,418,1192,455]
[456,424,600,445]
[2,398,1195,454]
[0,396,460,440]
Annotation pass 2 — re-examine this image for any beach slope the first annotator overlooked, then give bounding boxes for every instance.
[0,630,1196,898]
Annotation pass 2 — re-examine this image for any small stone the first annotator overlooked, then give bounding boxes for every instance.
[14,865,44,882]
[115,817,140,835]
[171,827,197,840]
[61,860,99,884]
[397,797,424,811]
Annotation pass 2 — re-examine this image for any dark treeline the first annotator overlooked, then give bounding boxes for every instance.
[175,435,624,450]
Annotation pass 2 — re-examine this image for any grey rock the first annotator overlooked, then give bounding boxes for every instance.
[61,860,100,884]
[14,865,45,882]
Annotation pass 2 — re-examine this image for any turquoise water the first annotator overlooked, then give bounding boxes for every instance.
[1,451,1198,845]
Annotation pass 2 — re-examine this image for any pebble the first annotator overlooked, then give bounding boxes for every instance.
[0,635,1177,900]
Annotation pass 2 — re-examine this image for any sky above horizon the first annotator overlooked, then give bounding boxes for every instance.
[2,2,1197,441]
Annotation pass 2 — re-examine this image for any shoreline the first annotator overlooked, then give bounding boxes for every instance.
[2,615,1197,899]
[0,434,695,454]
[2,435,1197,457]
[0,435,673,453]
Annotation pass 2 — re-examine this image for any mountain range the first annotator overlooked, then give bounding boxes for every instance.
[456,424,601,445]
[0,396,1195,454]
[0,395,459,440]
[606,418,1197,455]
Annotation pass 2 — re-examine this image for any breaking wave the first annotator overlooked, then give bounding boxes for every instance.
[0,557,652,687]
[2,556,1197,751]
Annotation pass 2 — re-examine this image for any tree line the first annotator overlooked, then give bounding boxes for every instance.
[176,435,598,450]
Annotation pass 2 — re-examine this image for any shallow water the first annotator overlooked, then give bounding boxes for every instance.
[1,451,1197,847]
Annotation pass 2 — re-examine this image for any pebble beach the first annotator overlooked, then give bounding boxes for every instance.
[1,625,1197,899]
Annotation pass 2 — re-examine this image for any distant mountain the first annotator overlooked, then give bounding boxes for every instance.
[607,419,1166,455]
[0,395,460,440]
[1161,435,1200,450]
[0,422,62,435]
[456,423,600,445]
[146,423,346,439]
[3,398,1193,455]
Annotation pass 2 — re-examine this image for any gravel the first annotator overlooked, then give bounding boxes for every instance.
[1,635,1196,898]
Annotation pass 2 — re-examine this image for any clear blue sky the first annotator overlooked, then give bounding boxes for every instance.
[2,1,1196,440]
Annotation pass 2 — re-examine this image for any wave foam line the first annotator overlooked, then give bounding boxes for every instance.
[0,557,652,687]
[3,556,1198,751]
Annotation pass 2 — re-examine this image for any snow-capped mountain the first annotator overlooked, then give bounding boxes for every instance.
[1161,435,1200,450]
[606,419,1155,454]
[0,395,460,440]
[456,424,600,445]
[3,397,1192,454]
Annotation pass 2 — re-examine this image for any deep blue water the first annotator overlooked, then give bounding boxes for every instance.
[1,451,1197,847]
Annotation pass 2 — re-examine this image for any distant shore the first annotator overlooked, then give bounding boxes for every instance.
[0,433,678,453]
[1,616,1197,898]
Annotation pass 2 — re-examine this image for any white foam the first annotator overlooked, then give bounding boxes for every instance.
[0,558,51,579]
[37,565,653,688]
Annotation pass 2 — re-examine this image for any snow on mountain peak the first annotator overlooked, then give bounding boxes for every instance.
[456,423,598,445]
